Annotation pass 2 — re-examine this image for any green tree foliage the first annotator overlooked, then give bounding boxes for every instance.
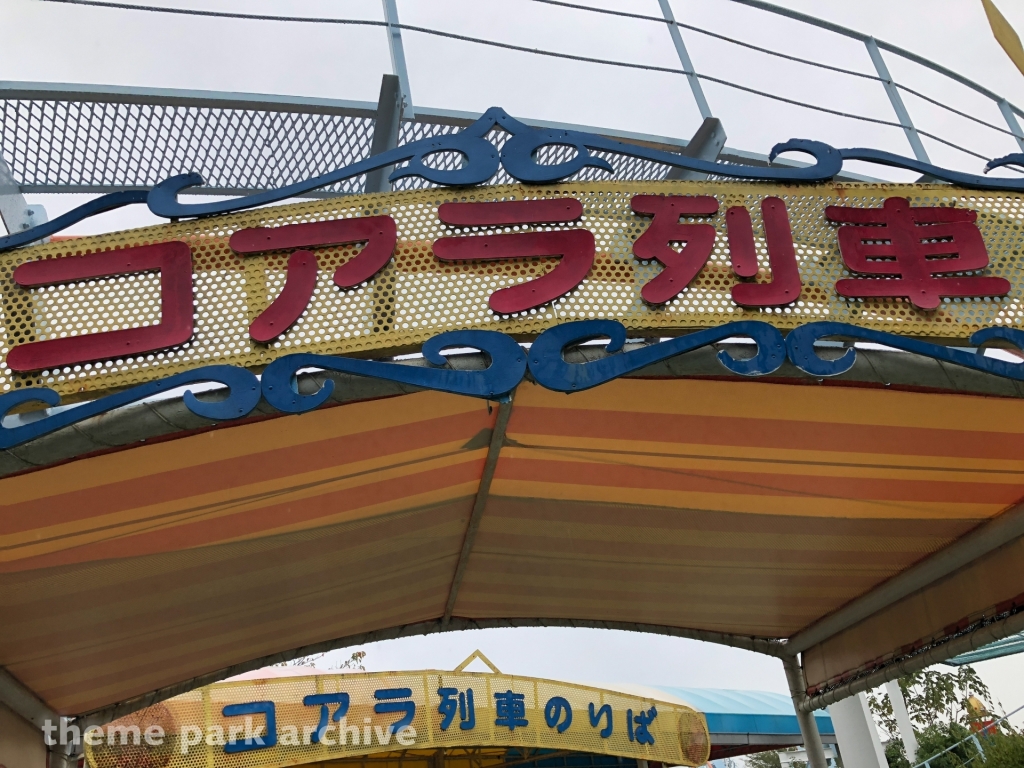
[867,665,1024,768]
[883,738,910,768]
[274,650,366,670]
[982,727,1024,767]
[744,751,782,768]
[744,750,808,768]
[914,722,980,767]
[867,666,991,737]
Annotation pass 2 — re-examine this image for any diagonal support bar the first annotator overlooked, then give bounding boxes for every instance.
[381,0,415,119]
[442,394,514,625]
[865,37,929,163]
[657,0,712,120]
[0,666,59,731]
[786,500,1024,655]
[365,74,404,194]
[998,98,1024,152]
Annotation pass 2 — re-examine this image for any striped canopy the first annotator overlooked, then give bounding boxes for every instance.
[2,373,1023,717]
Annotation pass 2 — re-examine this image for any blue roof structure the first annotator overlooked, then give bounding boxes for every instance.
[653,687,835,738]
[944,631,1024,666]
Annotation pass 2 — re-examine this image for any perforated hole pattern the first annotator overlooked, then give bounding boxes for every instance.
[3,181,1020,399]
[84,672,711,768]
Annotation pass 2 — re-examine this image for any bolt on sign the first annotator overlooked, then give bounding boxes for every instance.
[83,671,711,768]
[1,181,1021,402]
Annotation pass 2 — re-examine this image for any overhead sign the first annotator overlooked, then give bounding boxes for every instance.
[3,180,1024,450]
[2,182,1020,387]
[83,670,711,768]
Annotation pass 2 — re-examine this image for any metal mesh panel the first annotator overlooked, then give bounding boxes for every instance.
[2,180,1018,400]
[0,99,375,194]
[391,125,673,191]
[0,97,682,198]
[84,671,711,768]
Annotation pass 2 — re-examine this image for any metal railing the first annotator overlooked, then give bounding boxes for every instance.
[5,0,1024,204]
[911,704,1024,768]
[0,81,875,203]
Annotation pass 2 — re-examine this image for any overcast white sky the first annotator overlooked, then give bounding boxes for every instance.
[3,0,1024,723]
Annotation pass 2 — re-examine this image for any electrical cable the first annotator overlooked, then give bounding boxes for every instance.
[531,0,880,83]
[530,0,1019,140]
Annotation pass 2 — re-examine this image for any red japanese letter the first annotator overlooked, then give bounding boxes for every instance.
[726,197,802,307]
[826,197,1009,310]
[7,242,194,372]
[434,199,594,314]
[630,195,718,304]
[230,217,397,342]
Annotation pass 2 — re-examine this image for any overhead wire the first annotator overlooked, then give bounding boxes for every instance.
[34,0,1018,169]
[529,0,1021,141]
[531,0,881,83]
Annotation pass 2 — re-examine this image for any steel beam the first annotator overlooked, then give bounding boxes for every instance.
[381,0,414,119]
[998,98,1024,152]
[798,609,1024,712]
[865,37,930,164]
[0,152,30,236]
[0,667,58,730]
[657,0,712,120]
[365,74,405,194]
[786,501,1024,655]
[442,395,515,625]
[666,117,726,180]
[0,80,379,116]
[73,616,787,724]
[782,658,828,768]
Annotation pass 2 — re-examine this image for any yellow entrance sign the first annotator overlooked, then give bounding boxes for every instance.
[83,669,711,768]
[3,181,1021,401]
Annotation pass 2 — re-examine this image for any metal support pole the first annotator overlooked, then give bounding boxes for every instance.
[381,0,414,119]
[666,117,726,180]
[998,98,1024,152]
[0,152,29,235]
[365,74,404,194]
[0,153,47,240]
[782,656,829,768]
[865,37,930,163]
[830,693,887,768]
[884,680,918,764]
[657,0,712,120]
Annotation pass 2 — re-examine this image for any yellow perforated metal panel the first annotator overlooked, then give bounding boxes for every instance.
[3,181,1022,400]
[84,671,711,768]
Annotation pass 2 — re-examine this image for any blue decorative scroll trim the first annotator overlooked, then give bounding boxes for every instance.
[260,329,526,413]
[785,322,1024,380]
[0,190,148,253]
[7,107,1024,251]
[527,319,786,392]
[0,365,260,450]
[5,320,1024,451]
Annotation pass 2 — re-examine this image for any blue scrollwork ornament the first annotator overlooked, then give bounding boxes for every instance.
[527,319,787,392]
[260,329,526,414]
[0,365,261,450]
[785,321,1024,380]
